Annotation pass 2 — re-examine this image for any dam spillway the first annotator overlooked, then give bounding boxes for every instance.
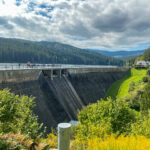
[0,65,129,131]
[40,71,83,120]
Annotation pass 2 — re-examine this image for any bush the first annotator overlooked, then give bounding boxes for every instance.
[0,133,51,150]
[140,81,150,115]
[131,112,150,138]
[143,76,149,82]
[74,98,137,142]
[0,139,9,150]
[128,81,135,92]
[147,69,150,76]
[0,89,43,138]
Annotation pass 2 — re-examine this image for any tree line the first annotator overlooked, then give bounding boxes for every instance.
[0,38,123,66]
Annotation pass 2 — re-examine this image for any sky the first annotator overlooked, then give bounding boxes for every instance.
[0,0,150,51]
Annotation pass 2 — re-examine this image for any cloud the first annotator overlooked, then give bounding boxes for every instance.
[60,20,94,38]
[12,16,48,33]
[0,0,150,50]
[93,8,130,33]
[0,17,14,30]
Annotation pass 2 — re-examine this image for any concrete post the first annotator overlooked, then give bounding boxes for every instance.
[50,70,53,80]
[58,123,71,150]
[58,70,62,78]
[64,69,68,77]
[55,70,62,78]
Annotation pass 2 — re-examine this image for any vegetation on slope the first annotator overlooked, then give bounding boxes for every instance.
[0,89,43,138]
[106,68,147,99]
[86,135,150,150]
[105,69,131,99]
[135,47,150,62]
[0,132,57,149]
[71,72,150,150]
[142,47,150,61]
[118,68,146,98]
[0,89,57,149]
[0,37,123,65]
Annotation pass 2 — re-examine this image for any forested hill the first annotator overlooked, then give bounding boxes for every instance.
[136,47,150,61]
[0,38,123,66]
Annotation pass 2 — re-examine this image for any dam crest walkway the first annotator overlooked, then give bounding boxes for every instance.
[0,63,121,71]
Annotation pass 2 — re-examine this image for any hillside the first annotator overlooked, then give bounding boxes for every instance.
[88,49,145,60]
[106,68,147,99]
[72,67,150,149]
[136,47,150,61]
[0,38,123,66]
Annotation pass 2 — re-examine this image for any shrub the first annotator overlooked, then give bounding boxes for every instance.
[143,76,149,82]
[131,111,150,138]
[128,81,135,92]
[0,133,51,150]
[147,69,150,76]
[0,89,43,138]
[140,81,150,115]
[74,98,137,143]
[43,132,58,148]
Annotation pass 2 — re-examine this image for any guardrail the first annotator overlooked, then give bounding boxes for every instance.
[0,63,120,70]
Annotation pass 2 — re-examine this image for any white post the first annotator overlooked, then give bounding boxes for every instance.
[58,123,71,150]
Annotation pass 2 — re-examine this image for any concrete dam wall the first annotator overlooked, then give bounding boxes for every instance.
[0,68,128,131]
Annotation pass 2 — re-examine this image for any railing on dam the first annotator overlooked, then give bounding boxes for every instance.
[0,63,123,70]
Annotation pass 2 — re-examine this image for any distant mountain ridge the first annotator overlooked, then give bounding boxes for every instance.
[87,49,145,59]
[0,37,123,66]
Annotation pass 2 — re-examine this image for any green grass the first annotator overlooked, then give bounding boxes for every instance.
[106,68,147,99]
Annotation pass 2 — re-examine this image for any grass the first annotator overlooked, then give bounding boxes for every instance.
[106,68,147,99]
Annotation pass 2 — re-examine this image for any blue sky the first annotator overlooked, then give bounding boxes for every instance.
[0,0,150,51]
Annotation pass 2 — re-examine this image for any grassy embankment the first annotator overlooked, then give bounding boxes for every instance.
[106,68,147,99]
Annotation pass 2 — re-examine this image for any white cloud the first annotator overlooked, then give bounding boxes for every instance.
[0,0,150,50]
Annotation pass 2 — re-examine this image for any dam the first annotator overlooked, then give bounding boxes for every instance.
[0,64,129,131]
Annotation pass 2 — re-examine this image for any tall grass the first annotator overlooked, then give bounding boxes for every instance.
[88,134,150,150]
